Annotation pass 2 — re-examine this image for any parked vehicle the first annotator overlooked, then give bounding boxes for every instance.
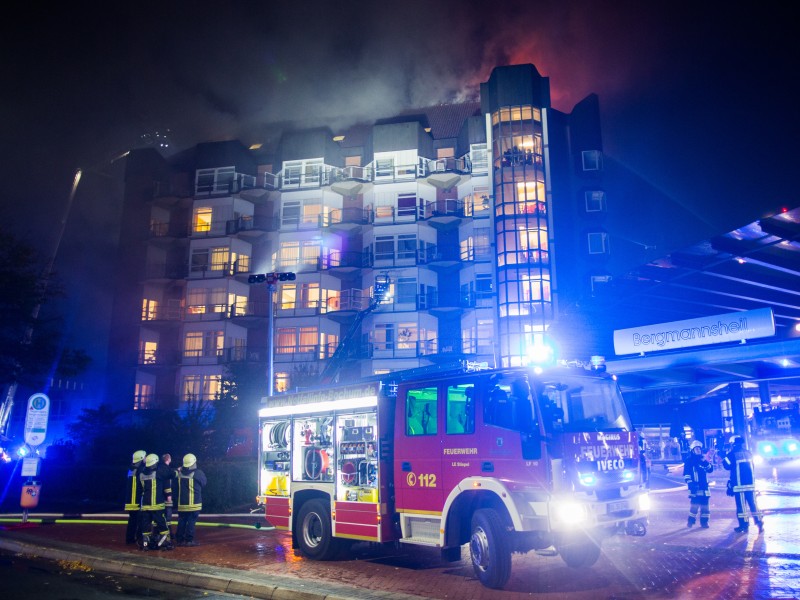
[257,360,649,589]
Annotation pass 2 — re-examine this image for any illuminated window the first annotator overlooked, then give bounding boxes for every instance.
[210,247,229,272]
[134,383,154,410]
[193,207,212,233]
[182,374,222,403]
[279,241,299,267]
[140,341,157,364]
[142,298,158,320]
[397,323,418,349]
[470,144,488,173]
[301,240,322,265]
[447,384,475,435]
[275,372,289,393]
[406,386,437,436]
[280,284,297,309]
[345,155,361,167]
[185,332,202,357]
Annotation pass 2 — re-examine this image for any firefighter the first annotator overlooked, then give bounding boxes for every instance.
[124,450,146,545]
[722,435,764,533]
[139,453,173,550]
[683,440,713,528]
[176,453,207,547]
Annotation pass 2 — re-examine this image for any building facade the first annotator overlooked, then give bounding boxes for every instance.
[107,64,619,410]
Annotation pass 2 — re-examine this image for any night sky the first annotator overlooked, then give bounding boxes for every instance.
[0,2,796,393]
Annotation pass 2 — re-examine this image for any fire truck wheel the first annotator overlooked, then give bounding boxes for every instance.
[556,532,601,568]
[295,498,341,560]
[470,509,512,589]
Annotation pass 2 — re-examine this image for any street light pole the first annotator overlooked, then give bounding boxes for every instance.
[267,282,275,398]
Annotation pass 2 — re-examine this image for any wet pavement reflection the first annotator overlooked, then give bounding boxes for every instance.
[3,469,800,599]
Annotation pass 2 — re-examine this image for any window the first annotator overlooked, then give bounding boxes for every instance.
[397,323,418,349]
[397,234,417,260]
[582,150,603,171]
[142,298,158,320]
[300,240,322,265]
[140,341,157,364]
[447,384,475,434]
[588,231,609,255]
[374,236,394,261]
[210,247,229,272]
[397,193,417,218]
[134,383,153,410]
[184,332,202,357]
[183,330,223,358]
[282,201,301,226]
[191,249,209,273]
[406,386,437,436]
[373,323,395,350]
[193,207,212,233]
[470,143,488,173]
[182,374,222,403]
[195,167,235,195]
[585,190,607,212]
[282,159,323,188]
[375,158,394,178]
[396,277,417,304]
[279,241,300,267]
[485,375,535,432]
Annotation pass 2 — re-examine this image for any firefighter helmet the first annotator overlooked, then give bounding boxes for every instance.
[145,453,159,468]
[689,440,703,451]
[132,450,146,464]
[183,453,197,468]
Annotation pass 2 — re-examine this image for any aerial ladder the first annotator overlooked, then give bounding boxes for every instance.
[318,275,391,385]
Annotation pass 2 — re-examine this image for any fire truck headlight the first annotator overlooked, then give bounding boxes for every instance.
[578,472,596,486]
[638,493,651,512]
[753,454,765,466]
[783,440,799,455]
[553,500,589,526]
[621,470,635,482]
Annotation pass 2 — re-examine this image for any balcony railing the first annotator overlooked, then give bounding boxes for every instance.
[226,215,274,235]
[144,263,188,280]
[195,173,258,197]
[320,207,373,227]
[319,250,367,270]
[188,261,252,279]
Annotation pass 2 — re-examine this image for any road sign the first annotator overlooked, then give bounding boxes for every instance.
[24,393,50,447]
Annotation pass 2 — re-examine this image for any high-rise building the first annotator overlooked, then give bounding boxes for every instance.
[105,64,666,411]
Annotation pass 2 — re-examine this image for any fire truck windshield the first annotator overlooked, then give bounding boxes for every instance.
[537,376,632,433]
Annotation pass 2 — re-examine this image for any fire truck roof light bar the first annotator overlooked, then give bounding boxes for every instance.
[259,395,378,418]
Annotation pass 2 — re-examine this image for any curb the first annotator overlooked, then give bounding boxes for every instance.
[0,531,426,600]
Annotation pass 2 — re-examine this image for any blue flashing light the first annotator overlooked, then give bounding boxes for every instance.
[622,470,635,482]
[783,439,800,455]
[16,445,29,458]
[525,338,556,367]
[758,441,777,456]
[579,473,597,486]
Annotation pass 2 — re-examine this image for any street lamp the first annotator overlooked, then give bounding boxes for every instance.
[248,272,296,396]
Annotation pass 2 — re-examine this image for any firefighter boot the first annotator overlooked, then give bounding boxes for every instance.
[700,518,709,529]
[687,515,696,528]
[141,534,151,551]
[157,532,173,550]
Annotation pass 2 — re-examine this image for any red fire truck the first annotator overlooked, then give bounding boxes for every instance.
[257,361,649,589]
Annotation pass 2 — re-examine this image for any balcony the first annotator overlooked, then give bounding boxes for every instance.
[320,207,373,229]
[144,262,188,280]
[195,173,258,197]
[188,261,252,280]
[225,215,274,236]
[319,250,366,272]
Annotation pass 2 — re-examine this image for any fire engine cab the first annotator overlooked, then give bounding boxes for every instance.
[257,361,649,589]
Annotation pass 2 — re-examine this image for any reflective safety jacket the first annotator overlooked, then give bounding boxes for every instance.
[683,453,713,497]
[139,466,167,511]
[722,446,756,492]
[124,462,143,511]
[177,466,207,512]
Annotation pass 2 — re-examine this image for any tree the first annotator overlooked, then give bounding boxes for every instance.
[207,361,266,457]
[0,227,88,388]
